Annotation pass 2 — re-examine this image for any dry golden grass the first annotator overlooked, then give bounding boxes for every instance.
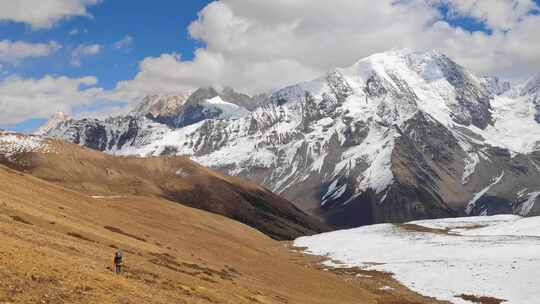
[0,163,449,304]
[0,134,451,304]
[3,139,327,240]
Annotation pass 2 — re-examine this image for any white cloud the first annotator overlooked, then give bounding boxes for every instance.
[75,104,130,120]
[0,0,102,29]
[0,75,103,124]
[69,28,88,36]
[4,0,539,125]
[436,0,538,31]
[70,43,102,67]
[115,0,540,99]
[0,40,61,63]
[114,35,134,49]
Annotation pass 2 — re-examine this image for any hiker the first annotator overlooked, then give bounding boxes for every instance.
[114,249,123,274]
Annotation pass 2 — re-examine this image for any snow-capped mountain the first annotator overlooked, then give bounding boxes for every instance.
[43,49,540,228]
[129,88,253,127]
[34,111,70,136]
[44,87,255,152]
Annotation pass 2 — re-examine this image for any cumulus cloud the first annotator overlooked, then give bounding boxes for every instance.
[70,43,102,67]
[115,0,540,99]
[114,35,134,49]
[0,75,103,124]
[435,0,539,31]
[5,0,540,125]
[74,103,130,120]
[0,40,61,63]
[0,0,102,29]
[68,28,88,35]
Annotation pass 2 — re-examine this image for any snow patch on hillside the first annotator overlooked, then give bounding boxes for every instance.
[516,191,540,216]
[355,126,396,195]
[481,95,540,154]
[465,171,505,215]
[0,132,53,158]
[295,215,540,304]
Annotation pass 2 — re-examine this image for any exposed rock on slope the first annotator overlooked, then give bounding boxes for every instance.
[130,93,191,125]
[130,87,257,128]
[43,49,540,228]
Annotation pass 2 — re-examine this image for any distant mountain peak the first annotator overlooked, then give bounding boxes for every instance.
[34,111,70,136]
[41,49,540,228]
[523,73,540,95]
[130,92,192,118]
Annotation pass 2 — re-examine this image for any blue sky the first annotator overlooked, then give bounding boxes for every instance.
[0,0,210,90]
[1,0,211,132]
[1,0,540,133]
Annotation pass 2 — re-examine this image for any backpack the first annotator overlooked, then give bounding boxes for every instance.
[115,250,123,263]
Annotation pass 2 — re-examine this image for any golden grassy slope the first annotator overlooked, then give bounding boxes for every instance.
[0,164,447,304]
[1,137,327,240]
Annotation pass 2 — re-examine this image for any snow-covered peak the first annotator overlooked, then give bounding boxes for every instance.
[34,111,70,136]
[352,48,441,65]
[200,96,250,119]
[184,86,262,110]
[41,48,540,229]
[130,92,191,118]
[481,76,512,96]
[343,48,469,86]
[271,49,494,130]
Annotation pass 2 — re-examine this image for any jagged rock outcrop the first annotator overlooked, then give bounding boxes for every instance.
[130,93,191,126]
[522,73,540,122]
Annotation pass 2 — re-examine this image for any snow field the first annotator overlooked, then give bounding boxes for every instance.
[295,215,540,304]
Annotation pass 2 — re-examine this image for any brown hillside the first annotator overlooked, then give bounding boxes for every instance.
[0,133,326,240]
[0,163,447,304]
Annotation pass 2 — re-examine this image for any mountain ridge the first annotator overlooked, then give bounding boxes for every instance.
[0,130,328,240]
[41,49,540,228]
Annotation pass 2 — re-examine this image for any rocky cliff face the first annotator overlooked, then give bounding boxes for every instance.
[522,73,540,122]
[129,87,260,128]
[130,93,191,126]
[43,49,540,228]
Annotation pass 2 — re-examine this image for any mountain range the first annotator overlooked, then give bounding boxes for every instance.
[40,49,540,228]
